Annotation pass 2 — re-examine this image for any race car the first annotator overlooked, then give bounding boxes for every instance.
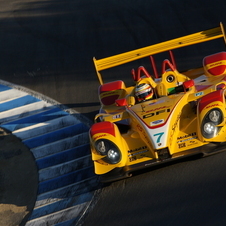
[89,23,226,183]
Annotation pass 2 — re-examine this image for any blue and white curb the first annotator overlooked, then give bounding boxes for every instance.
[0,80,100,225]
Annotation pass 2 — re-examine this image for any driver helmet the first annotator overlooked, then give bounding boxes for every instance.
[135,83,154,102]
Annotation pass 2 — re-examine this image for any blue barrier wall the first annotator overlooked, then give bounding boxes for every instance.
[0,80,99,225]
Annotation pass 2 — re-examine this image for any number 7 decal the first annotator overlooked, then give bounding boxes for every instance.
[154,132,164,143]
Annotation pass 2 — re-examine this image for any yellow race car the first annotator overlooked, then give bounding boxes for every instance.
[89,23,226,183]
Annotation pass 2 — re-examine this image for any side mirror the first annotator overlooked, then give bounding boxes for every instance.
[183,80,194,89]
[115,98,128,106]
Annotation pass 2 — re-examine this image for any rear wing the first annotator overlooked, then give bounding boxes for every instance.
[93,22,226,84]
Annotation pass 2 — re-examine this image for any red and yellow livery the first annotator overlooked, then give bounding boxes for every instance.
[90,23,226,182]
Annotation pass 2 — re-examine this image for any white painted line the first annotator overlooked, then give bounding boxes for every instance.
[0,89,28,102]
[13,115,81,140]
[25,202,89,226]
[0,101,53,123]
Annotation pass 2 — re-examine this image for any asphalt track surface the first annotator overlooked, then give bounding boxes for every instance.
[1,0,226,225]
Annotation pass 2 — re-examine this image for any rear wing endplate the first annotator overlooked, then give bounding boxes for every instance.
[94,23,226,84]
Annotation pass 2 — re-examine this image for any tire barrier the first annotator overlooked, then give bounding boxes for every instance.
[0,80,99,226]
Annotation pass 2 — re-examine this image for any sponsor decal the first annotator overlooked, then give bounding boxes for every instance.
[177,136,198,143]
[205,103,220,109]
[143,108,170,119]
[206,60,226,70]
[171,113,181,133]
[128,146,147,153]
[178,143,186,148]
[128,146,148,162]
[144,106,169,114]
[195,91,204,97]
[93,134,107,140]
[177,132,197,143]
[129,156,137,162]
[151,119,164,126]
[128,149,148,157]
[169,112,181,145]
[101,90,119,97]
[137,124,143,132]
[190,140,196,143]
[187,140,198,147]
[177,132,197,140]
[113,114,121,119]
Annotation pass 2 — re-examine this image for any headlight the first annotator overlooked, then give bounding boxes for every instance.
[96,140,109,154]
[201,108,223,139]
[95,139,121,164]
[203,122,216,135]
[209,109,222,123]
